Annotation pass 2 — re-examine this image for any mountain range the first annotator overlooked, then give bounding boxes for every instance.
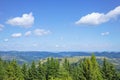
[0,51,120,64]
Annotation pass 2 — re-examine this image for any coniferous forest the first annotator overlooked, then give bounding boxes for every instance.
[0,55,120,80]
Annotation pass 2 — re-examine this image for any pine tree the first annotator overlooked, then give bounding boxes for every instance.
[76,54,103,80]
[57,66,72,80]
[22,63,29,80]
[54,58,60,77]
[5,63,15,80]
[63,58,70,72]
[28,61,38,80]
[82,58,92,80]
[5,60,24,80]
[102,58,119,80]
[45,58,60,80]
[72,61,86,80]
[0,58,6,80]
[90,54,103,80]
[37,61,46,80]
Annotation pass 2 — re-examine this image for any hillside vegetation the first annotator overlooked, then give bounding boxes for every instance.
[0,54,120,80]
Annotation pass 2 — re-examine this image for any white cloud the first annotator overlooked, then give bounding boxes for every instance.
[75,6,120,25]
[11,33,22,38]
[0,24,4,31]
[25,31,32,36]
[10,29,51,38]
[34,29,51,36]
[6,12,34,28]
[101,32,110,36]
[4,39,8,42]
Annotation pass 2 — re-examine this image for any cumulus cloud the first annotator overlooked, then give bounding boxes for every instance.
[11,33,22,38]
[0,24,4,31]
[101,32,110,36]
[6,12,34,28]
[75,6,120,25]
[25,31,32,36]
[18,29,51,37]
[34,29,51,36]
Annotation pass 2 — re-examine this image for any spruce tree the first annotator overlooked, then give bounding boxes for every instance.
[57,66,72,80]
[0,58,6,80]
[90,54,103,80]
[102,58,119,80]
[71,64,86,80]
[45,58,60,80]
[5,60,24,80]
[22,63,29,80]
[37,61,46,80]
[77,54,103,80]
[63,58,70,72]
[28,61,38,80]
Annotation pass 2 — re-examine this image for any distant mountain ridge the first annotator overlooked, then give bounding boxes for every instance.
[0,51,120,64]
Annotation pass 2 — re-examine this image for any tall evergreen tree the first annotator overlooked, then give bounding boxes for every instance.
[76,54,103,80]
[70,64,86,80]
[37,61,46,80]
[57,66,72,80]
[28,61,38,80]
[82,58,92,80]
[63,58,70,72]
[0,58,6,80]
[102,58,120,80]
[5,60,24,80]
[22,63,29,80]
[45,58,60,80]
[90,54,103,80]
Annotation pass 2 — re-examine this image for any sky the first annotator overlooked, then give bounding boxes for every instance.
[0,0,120,51]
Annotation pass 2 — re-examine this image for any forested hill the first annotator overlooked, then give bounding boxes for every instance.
[0,55,120,80]
[0,51,120,63]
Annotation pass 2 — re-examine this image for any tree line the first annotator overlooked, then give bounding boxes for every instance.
[0,54,120,80]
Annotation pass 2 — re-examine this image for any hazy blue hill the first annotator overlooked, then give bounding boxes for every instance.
[0,51,120,64]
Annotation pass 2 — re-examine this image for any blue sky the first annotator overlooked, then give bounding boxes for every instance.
[0,0,120,51]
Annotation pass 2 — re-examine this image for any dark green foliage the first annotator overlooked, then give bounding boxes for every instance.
[70,64,86,80]
[22,63,29,80]
[45,58,60,80]
[71,54,103,80]
[102,58,120,80]
[0,55,120,80]
[90,54,103,80]
[5,60,24,80]
[63,58,70,72]
[0,58,5,80]
[37,62,46,80]
[28,61,38,80]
